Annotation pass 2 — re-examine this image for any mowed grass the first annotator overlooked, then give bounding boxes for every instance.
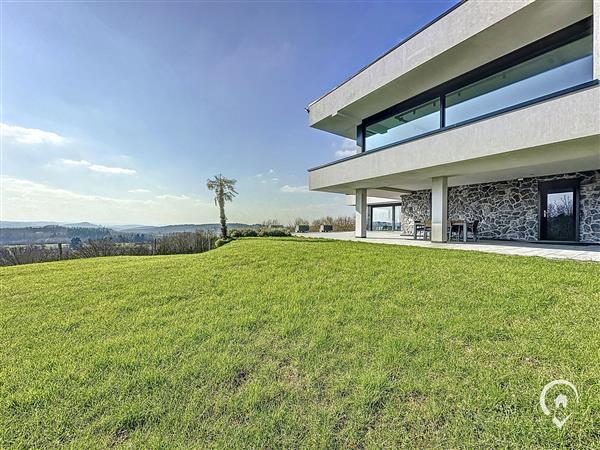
[1,238,600,448]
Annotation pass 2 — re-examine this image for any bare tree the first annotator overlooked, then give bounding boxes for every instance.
[206,174,238,238]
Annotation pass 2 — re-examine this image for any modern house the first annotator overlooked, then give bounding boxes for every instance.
[307,0,600,243]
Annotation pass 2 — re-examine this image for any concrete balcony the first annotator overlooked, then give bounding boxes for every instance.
[309,84,600,195]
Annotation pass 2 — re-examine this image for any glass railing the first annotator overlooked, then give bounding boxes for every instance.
[365,99,440,151]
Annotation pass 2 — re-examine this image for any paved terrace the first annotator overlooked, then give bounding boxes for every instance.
[293,231,600,262]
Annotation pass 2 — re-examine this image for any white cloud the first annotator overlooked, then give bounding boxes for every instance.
[60,158,136,175]
[1,122,67,145]
[281,184,309,193]
[271,178,279,182]
[1,176,150,206]
[61,159,91,166]
[88,164,136,175]
[156,194,190,200]
[129,188,151,193]
[269,169,274,174]
[334,138,358,158]
[0,176,214,224]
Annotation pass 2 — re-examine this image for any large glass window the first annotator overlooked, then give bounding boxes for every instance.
[445,35,593,125]
[371,206,393,231]
[365,99,440,151]
[360,24,593,153]
[370,205,402,231]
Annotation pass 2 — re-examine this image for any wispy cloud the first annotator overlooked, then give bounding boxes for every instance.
[156,194,190,200]
[129,188,151,193]
[89,164,136,175]
[1,122,67,145]
[1,176,150,205]
[0,176,214,224]
[334,138,358,158]
[62,159,91,166]
[281,184,309,193]
[60,158,136,175]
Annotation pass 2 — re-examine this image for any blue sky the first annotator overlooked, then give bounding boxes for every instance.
[1,1,457,225]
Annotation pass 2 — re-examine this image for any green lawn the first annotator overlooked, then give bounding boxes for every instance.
[1,238,599,448]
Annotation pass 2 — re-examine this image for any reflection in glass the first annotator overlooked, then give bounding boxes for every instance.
[546,192,574,241]
[445,35,593,125]
[394,205,402,231]
[371,206,393,231]
[365,99,440,151]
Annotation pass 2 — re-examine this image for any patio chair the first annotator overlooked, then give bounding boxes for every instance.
[423,219,432,240]
[448,222,462,241]
[467,220,479,241]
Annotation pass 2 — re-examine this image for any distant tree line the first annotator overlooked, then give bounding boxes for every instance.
[0,226,114,245]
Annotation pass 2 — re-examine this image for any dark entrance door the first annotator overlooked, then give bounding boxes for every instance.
[539,179,579,241]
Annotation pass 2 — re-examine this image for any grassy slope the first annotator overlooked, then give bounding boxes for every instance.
[1,238,599,448]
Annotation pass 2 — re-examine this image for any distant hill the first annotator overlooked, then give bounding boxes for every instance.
[1,221,100,229]
[0,225,112,245]
[123,223,257,235]
[0,222,259,244]
[109,224,147,231]
[0,221,60,228]
[63,222,101,228]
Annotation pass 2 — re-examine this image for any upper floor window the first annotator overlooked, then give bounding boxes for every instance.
[359,20,593,153]
[445,34,592,126]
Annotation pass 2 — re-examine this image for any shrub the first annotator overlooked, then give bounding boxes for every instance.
[0,245,67,266]
[215,237,233,247]
[258,229,291,237]
[309,215,355,232]
[230,228,258,238]
[155,231,216,254]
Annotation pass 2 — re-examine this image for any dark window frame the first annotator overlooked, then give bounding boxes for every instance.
[538,178,580,242]
[358,17,592,151]
[368,202,402,231]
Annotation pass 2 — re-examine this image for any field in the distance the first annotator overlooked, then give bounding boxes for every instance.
[1,238,599,448]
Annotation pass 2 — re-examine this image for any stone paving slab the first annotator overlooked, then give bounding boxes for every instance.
[294,232,600,262]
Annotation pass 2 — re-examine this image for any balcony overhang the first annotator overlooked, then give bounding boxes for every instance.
[307,0,594,140]
[309,85,600,194]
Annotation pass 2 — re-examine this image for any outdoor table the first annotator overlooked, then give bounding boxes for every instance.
[451,220,469,242]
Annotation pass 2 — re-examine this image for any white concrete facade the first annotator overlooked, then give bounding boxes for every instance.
[306,0,600,244]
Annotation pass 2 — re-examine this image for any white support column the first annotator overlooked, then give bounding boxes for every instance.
[431,176,448,243]
[355,188,367,238]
